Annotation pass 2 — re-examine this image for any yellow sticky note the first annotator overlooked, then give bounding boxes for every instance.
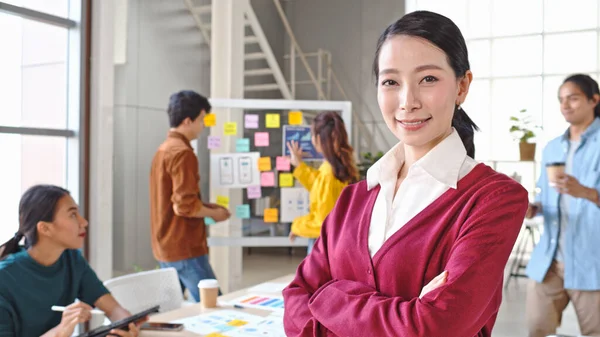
[224,122,237,136]
[227,319,248,327]
[258,157,272,172]
[264,208,278,223]
[205,334,228,337]
[216,195,229,208]
[279,173,294,187]
[204,113,216,127]
[289,111,303,125]
[266,113,280,128]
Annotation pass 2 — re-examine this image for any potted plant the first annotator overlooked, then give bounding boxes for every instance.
[509,109,541,161]
[358,151,384,180]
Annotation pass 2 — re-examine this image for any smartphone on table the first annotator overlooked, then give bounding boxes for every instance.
[140,322,184,331]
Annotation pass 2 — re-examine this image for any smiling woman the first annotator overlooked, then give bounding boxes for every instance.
[282,10,529,337]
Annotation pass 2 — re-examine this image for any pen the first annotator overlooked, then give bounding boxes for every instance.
[51,306,105,315]
[233,304,245,309]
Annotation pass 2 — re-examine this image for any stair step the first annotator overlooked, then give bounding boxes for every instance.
[244,52,266,61]
[244,36,259,44]
[192,5,211,15]
[244,68,273,76]
[244,83,280,92]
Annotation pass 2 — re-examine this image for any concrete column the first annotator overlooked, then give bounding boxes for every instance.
[209,0,247,293]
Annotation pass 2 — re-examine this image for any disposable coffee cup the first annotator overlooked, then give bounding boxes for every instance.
[198,279,219,308]
[546,162,565,185]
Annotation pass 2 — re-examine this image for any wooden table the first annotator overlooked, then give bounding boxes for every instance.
[140,275,294,336]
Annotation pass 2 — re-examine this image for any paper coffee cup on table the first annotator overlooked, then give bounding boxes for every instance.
[198,279,219,308]
[546,162,565,185]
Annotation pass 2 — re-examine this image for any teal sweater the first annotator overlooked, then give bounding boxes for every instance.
[0,249,109,337]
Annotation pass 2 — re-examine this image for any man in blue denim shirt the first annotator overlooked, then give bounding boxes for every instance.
[525,74,600,337]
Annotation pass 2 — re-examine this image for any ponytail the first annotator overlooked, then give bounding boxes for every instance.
[0,233,24,260]
[313,112,359,183]
[0,185,69,261]
[452,105,479,158]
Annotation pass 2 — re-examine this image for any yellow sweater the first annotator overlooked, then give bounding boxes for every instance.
[291,162,348,239]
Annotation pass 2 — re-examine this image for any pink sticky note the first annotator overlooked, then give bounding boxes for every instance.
[207,136,221,149]
[260,172,275,187]
[245,114,259,129]
[247,186,262,199]
[255,132,270,147]
[276,156,291,171]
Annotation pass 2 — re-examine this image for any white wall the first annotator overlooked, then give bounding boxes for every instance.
[284,0,406,152]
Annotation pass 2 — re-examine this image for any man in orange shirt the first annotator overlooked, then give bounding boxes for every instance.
[149,90,230,302]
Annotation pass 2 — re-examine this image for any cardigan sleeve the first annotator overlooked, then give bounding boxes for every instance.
[293,162,320,191]
[307,183,528,337]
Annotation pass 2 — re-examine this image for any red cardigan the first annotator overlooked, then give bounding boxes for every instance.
[283,164,528,337]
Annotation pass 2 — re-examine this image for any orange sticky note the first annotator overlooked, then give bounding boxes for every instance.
[279,173,294,187]
[205,334,228,337]
[288,111,303,125]
[264,208,278,223]
[204,113,216,127]
[258,157,272,171]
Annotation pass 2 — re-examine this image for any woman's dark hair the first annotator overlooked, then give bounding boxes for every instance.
[373,10,479,158]
[167,90,212,128]
[0,185,70,260]
[563,74,600,119]
[313,111,359,183]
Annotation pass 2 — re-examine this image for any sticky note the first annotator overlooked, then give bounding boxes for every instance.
[276,156,291,171]
[289,111,303,125]
[205,217,216,225]
[216,195,229,208]
[261,172,275,187]
[204,113,216,127]
[245,114,259,129]
[227,319,248,327]
[258,157,272,171]
[279,173,294,187]
[224,122,237,136]
[236,205,251,219]
[236,138,250,152]
[264,208,278,223]
[254,132,270,147]
[206,333,228,337]
[266,113,280,128]
[207,136,221,149]
[247,186,262,199]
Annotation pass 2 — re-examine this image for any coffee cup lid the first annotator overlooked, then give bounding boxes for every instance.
[198,279,219,288]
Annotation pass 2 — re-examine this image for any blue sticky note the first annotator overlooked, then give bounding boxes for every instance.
[236,204,251,219]
[236,138,250,152]
[205,217,216,225]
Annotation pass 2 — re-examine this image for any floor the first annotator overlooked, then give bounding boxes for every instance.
[240,248,581,337]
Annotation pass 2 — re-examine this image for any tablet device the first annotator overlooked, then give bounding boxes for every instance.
[76,305,160,337]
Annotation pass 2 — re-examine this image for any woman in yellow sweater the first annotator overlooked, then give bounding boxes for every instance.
[287,111,359,254]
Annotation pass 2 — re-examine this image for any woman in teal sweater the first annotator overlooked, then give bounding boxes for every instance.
[0,185,143,337]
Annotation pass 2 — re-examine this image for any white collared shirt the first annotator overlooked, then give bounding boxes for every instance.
[366,129,479,257]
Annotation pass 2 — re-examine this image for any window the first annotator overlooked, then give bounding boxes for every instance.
[0,1,82,243]
[406,0,600,161]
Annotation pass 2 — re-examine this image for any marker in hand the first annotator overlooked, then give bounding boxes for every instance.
[51,305,105,315]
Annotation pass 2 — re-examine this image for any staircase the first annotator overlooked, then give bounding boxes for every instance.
[183,0,292,99]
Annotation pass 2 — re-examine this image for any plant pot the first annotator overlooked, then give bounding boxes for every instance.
[519,142,536,161]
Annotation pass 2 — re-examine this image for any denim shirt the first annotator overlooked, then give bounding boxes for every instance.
[526,117,600,290]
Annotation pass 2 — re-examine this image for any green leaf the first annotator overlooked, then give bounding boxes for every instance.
[509,116,519,121]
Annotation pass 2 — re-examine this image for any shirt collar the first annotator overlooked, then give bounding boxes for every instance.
[561,117,600,143]
[366,129,467,190]
[168,130,193,149]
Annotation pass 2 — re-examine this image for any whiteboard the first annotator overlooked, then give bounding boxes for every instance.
[209,152,261,189]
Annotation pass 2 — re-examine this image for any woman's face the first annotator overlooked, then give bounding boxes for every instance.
[376,35,471,151]
[39,195,88,249]
[558,81,598,126]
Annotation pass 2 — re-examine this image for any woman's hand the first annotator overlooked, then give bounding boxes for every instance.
[56,302,93,337]
[287,141,304,167]
[289,231,297,243]
[108,321,144,337]
[419,271,448,299]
